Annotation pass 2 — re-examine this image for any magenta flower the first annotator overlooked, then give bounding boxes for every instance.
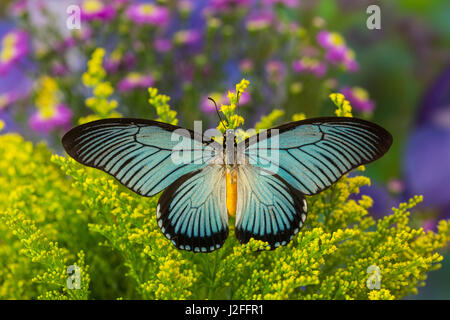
[201,90,250,113]
[81,0,116,21]
[317,30,359,72]
[340,87,375,112]
[201,92,225,113]
[292,58,327,77]
[263,0,300,8]
[246,11,274,31]
[154,38,172,53]
[29,104,73,133]
[117,72,155,92]
[11,0,27,17]
[0,30,28,75]
[104,52,135,73]
[209,0,251,11]
[126,3,169,26]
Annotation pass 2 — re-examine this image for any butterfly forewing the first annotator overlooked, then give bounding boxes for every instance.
[243,117,393,195]
[62,118,218,197]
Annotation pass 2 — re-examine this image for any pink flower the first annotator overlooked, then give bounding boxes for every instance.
[292,58,327,77]
[201,92,225,113]
[340,87,375,112]
[126,3,169,26]
[81,0,116,21]
[317,30,359,73]
[246,11,274,31]
[29,104,73,133]
[201,90,250,113]
[104,52,135,73]
[263,0,300,8]
[209,0,251,11]
[11,0,27,17]
[0,29,28,75]
[173,29,201,46]
[154,38,172,53]
[117,72,154,92]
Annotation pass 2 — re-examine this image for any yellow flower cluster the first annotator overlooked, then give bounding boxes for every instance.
[148,87,178,125]
[34,76,60,119]
[0,135,90,299]
[330,93,352,117]
[254,109,285,132]
[81,48,119,122]
[216,79,249,132]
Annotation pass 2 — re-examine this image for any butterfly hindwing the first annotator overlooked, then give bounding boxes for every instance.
[157,165,229,252]
[244,117,393,195]
[62,118,218,197]
[235,165,307,249]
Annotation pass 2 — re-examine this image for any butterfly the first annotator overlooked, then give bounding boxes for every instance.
[62,116,392,253]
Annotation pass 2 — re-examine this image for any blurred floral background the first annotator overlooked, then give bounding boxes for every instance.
[0,0,449,299]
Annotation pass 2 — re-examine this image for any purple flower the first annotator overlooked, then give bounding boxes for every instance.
[0,91,19,110]
[201,90,250,113]
[317,30,359,72]
[104,51,135,73]
[340,87,375,112]
[154,38,172,53]
[81,0,116,21]
[117,72,155,92]
[11,0,27,17]
[173,29,201,46]
[201,92,225,113]
[126,3,169,26]
[29,104,73,133]
[209,0,251,11]
[51,62,69,77]
[292,58,327,77]
[405,125,450,209]
[0,29,29,75]
[246,11,274,31]
[263,0,300,8]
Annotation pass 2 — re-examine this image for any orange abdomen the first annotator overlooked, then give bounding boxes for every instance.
[226,170,237,216]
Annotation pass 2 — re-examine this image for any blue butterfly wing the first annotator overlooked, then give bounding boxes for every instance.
[157,165,228,252]
[235,165,307,249]
[244,117,393,195]
[62,118,219,197]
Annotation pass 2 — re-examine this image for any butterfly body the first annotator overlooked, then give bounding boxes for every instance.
[62,117,392,253]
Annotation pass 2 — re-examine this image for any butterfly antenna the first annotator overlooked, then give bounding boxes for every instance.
[208,97,228,130]
[236,90,242,128]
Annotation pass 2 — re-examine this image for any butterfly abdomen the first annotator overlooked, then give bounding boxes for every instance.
[226,169,237,217]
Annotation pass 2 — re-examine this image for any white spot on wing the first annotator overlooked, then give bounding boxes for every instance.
[301,213,306,222]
